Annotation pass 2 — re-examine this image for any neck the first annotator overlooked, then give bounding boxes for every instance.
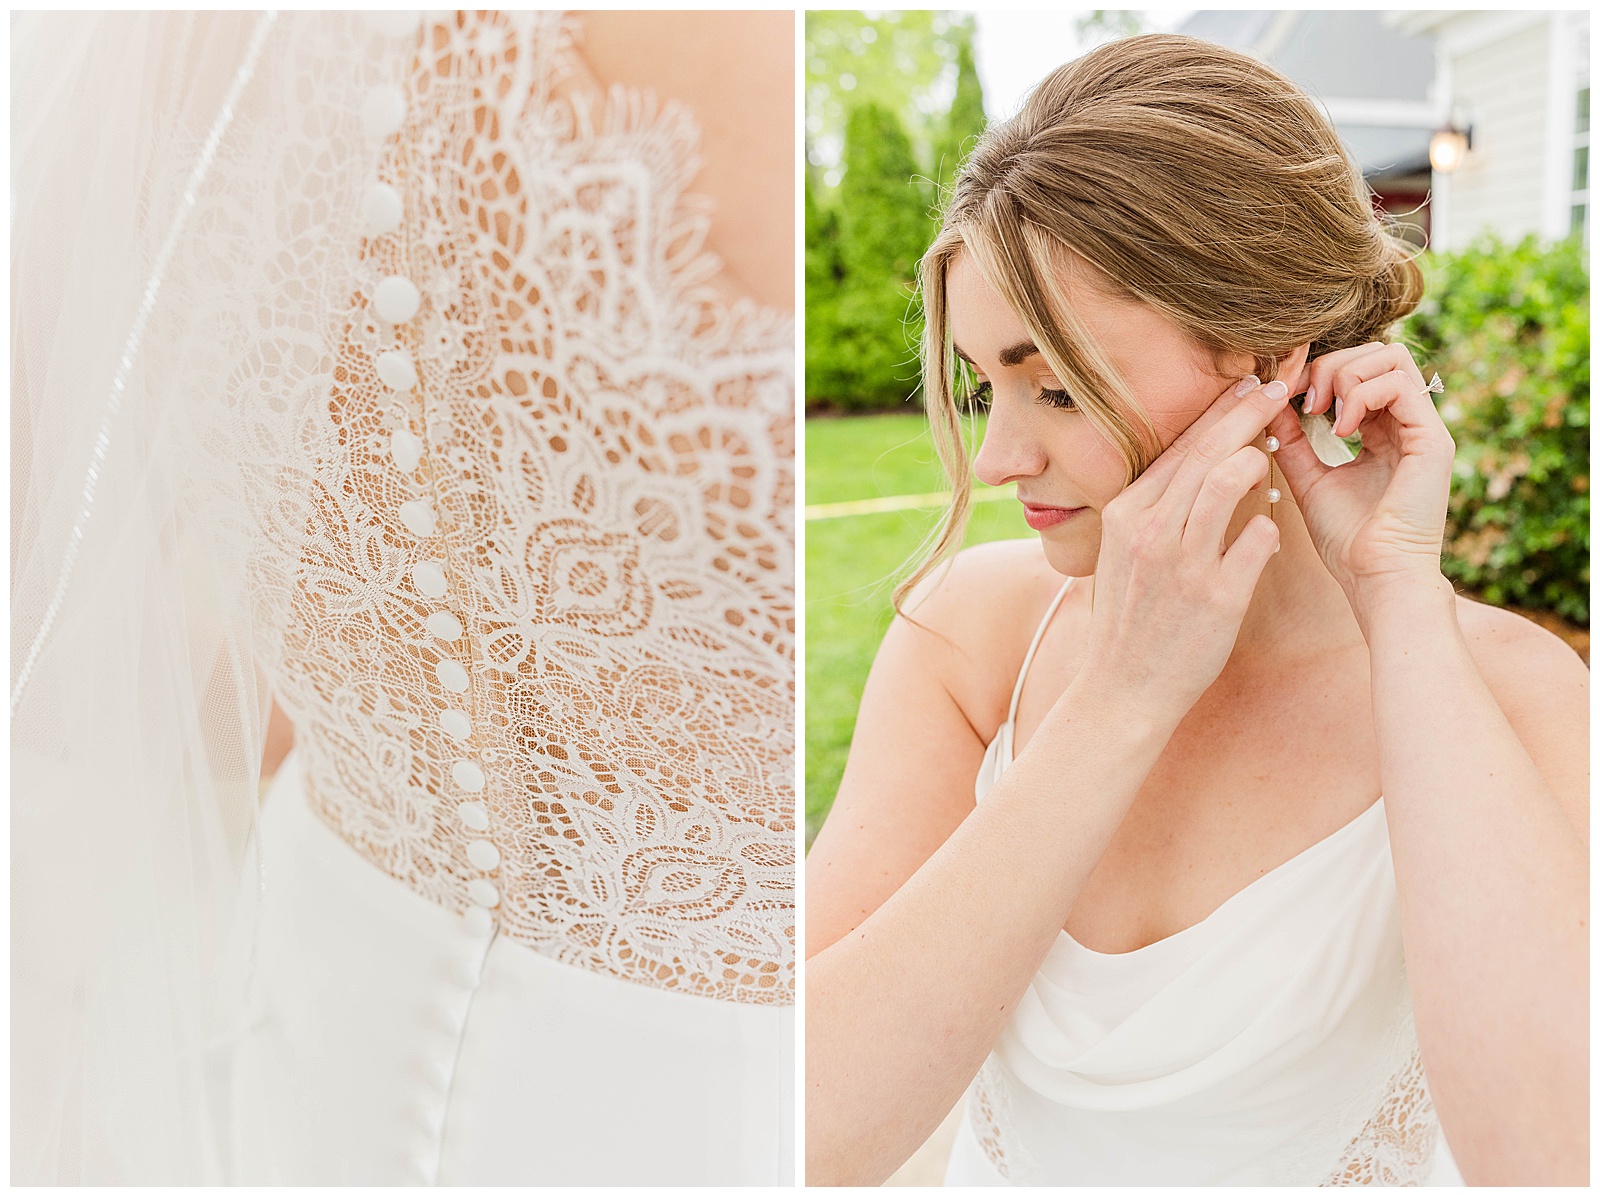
[1216,455,1366,674]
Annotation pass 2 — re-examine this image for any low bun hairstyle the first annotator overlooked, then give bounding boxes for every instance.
[1313,232,1428,361]
[897,33,1425,612]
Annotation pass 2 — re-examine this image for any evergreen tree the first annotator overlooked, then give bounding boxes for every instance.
[933,37,987,191]
[804,174,846,403]
[825,102,931,410]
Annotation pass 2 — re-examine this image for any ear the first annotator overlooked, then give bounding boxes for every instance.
[1274,343,1314,397]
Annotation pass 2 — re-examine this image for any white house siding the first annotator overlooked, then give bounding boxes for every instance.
[1445,18,1553,249]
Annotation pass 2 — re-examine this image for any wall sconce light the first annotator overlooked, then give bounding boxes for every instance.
[1429,125,1472,174]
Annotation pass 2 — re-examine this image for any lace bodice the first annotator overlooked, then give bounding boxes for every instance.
[214,11,792,1004]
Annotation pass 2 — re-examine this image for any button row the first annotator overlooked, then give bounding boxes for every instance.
[360,78,500,931]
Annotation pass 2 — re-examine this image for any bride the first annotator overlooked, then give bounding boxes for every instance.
[804,34,1587,1187]
[12,10,793,1185]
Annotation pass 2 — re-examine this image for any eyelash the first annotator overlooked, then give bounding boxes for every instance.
[967,380,1078,411]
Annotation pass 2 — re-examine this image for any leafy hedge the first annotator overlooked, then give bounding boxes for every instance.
[1402,234,1590,623]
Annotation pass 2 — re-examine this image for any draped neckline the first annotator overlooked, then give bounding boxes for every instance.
[980,726,1387,962]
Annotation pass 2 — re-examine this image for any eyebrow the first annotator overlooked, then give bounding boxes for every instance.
[952,340,1041,368]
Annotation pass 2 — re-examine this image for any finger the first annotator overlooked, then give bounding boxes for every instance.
[1265,402,1332,503]
[1219,513,1281,601]
[1302,342,1386,417]
[1160,380,1291,515]
[1324,343,1427,430]
[1333,368,1452,449]
[1182,444,1270,558]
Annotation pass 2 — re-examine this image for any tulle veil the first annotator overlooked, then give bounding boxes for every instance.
[11,11,418,1181]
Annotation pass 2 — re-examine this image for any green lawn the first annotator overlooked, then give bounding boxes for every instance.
[805,413,1032,844]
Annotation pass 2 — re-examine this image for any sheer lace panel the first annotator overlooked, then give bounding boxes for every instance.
[1318,1042,1440,1186]
[969,1060,1034,1183]
[259,12,794,1004]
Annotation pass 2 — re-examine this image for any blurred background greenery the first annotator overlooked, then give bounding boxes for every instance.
[804,11,1592,847]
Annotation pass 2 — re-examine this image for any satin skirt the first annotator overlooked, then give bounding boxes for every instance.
[219,752,793,1184]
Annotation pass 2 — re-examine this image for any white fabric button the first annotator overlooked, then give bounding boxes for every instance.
[374,276,421,323]
[461,905,494,937]
[375,348,417,392]
[439,708,471,741]
[362,85,406,139]
[467,840,501,870]
[426,611,464,641]
[457,800,489,831]
[398,499,437,538]
[467,879,500,908]
[452,760,486,792]
[389,427,423,472]
[364,182,403,237]
[411,560,447,598]
[436,659,469,693]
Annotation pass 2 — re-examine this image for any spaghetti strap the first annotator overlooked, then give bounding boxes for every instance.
[1006,577,1077,723]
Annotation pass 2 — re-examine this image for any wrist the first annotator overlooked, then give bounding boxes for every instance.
[1348,569,1457,639]
[1053,659,1185,746]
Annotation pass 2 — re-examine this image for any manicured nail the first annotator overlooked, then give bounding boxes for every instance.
[1262,380,1288,401]
[1334,396,1343,432]
[1306,384,1317,411]
[1233,374,1260,398]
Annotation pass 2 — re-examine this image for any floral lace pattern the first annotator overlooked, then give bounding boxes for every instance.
[248,12,793,1004]
[1318,1042,1439,1186]
[969,1058,1033,1183]
[1250,991,1443,1186]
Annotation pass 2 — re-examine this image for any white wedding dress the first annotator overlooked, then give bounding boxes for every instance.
[12,11,792,1184]
[943,578,1464,1186]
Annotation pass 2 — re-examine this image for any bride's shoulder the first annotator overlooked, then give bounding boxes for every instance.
[1454,594,1588,689]
[892,538,1070,726]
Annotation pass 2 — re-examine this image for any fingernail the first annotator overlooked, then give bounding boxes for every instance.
[1273,541,1281,554]
[1262,380,1288,401]
[1233,374,1260,398]
[1334,396,1343,431]
[1306,384,1317,411]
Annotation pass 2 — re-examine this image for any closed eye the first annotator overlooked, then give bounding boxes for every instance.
[1037,387,1076,410]
[968,379,993,409]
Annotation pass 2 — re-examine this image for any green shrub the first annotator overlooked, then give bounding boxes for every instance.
[1402,234,1590,623]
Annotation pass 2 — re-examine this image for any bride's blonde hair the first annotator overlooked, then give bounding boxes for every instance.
[897,33,1423,612]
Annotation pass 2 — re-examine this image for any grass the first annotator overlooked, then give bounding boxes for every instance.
[805,412,1032,844]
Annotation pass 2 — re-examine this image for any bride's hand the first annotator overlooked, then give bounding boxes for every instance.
[1270,343,1455,613]
[1078,378,1290,726]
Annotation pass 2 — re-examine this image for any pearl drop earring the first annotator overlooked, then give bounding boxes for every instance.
[1264,434,1281,518]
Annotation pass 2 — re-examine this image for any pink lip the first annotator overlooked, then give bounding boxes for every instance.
[1020,501,1087,531]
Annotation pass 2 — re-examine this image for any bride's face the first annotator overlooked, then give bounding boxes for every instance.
[947,249,1246,578]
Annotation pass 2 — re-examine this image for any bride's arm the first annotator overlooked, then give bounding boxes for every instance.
[1356,580,1588,1184]
[804,552,1177,1186]
[1272,343,1588,1184]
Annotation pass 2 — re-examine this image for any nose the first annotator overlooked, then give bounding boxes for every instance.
[972,393,1047,489]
